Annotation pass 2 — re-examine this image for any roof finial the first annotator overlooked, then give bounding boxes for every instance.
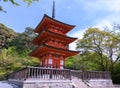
[52,1,55,19]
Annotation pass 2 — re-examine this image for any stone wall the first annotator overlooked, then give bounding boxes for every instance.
[9,79,73,88]
[87,79,114,87]
[23,79,73,88]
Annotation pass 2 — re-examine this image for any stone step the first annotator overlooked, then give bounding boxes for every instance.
[72,78,89,88]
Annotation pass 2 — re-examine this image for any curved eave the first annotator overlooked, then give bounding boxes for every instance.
[29,44,79,58]
[34,14,75,33]
[32,29,77,45]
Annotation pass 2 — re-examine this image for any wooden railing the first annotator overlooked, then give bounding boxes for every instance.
[9,67,111,81]
[71,70,111,80]
[9,66,71,80]
[9,67,28,80]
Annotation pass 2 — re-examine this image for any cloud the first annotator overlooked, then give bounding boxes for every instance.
[67,6,71,9]
[94,20,112,30]
[94,14,120,30]
[63,6,71,9]
[80,0,120,13]
[69,29,87,50]
[100,0,120,12]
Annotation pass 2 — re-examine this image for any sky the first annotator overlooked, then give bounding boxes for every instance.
[0,0,120,50]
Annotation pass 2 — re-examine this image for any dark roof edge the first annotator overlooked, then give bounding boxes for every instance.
[44,14,75,27]
[44,44,80,53]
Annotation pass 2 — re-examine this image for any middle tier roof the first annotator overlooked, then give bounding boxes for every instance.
[32,29,77,45]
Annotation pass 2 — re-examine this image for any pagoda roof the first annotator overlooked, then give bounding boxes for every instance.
[29,44,79,58]
[32,29,77,45]
[34,14,75,33]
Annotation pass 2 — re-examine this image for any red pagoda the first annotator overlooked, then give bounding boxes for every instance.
[29,2,79,69]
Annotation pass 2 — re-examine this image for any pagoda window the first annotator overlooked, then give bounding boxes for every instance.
[60,60,64,65]
[48,58,52,64]
[60,66,63,69]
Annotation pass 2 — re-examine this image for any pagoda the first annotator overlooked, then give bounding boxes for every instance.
[29,1,79,69]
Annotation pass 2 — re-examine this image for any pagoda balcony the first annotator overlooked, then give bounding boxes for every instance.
[8,66,111,81]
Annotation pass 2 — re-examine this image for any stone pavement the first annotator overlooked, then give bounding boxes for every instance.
[0,81,19,88]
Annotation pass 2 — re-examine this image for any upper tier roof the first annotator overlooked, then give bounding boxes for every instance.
[34,14,75,33]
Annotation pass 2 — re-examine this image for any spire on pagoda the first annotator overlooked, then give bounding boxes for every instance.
[52,1,55,19]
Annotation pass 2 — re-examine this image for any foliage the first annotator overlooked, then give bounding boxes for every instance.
[3,0,39,5]
[0,0,40,12]
[76,28,120,71]
[0,23,17,51]
[112,61,120,84]
[66,52,104,71]
[11,27,36,56]
[0,23,39,80]
[0,6,6,13]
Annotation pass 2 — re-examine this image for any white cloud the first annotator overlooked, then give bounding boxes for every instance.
[69,29,87,50]
[67,6,71,9]
[94,14,120,30]
[63,6,71,9]
[94,20,112,30]
[80,0,120,13]
[100,0,120,12]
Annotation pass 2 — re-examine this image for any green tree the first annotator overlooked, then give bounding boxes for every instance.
[0,0,40,12]
[0,23,17,53]
[66,51,104,71]
[11,27,36,56]
[2,0,39,5]
[0,23,39,80]
[76,28,120,72]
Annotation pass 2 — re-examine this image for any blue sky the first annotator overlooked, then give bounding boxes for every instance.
[0,0,120,50]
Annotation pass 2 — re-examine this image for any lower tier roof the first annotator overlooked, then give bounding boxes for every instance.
[29,44,79,58]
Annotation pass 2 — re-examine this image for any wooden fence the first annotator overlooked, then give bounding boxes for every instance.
[71,70,111,80]
[9,66,111,81]
[9,66,71,80]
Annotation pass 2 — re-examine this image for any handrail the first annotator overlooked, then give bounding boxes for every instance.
[71,70,111,80]
[9,67,111,81]
[9,66,71,80]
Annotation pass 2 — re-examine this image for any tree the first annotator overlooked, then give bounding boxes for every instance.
[0,23,17,54]
[76,28,120,72]
[11,27,36,56]
[0,0,40,12]
[3,0,39,5]
[0,23,39,80]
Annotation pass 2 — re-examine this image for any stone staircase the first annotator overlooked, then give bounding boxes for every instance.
[71,77,90,88]
[71,77,119,88]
